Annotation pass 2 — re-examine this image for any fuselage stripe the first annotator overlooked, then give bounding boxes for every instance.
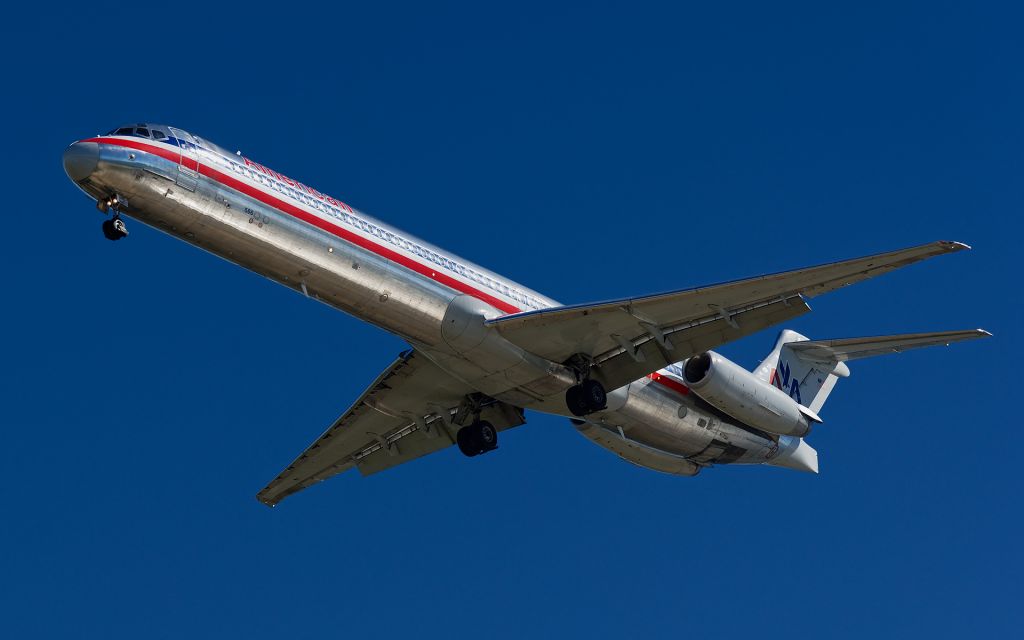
[82,137,523,314]
[648,372,690,396]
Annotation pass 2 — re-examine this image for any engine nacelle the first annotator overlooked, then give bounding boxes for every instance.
[682,351,820,437]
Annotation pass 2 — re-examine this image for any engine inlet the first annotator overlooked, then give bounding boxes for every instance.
[684,352,712,384]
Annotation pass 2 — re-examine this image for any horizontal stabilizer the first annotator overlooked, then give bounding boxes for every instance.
[764,328,990,413]
[785,329,991,364]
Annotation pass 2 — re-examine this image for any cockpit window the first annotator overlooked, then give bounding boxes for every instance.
[106,125,166,138]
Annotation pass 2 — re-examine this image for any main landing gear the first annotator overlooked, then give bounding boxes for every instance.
[98,194,128,241]
[565,379,607,417]
[456,420,498,457]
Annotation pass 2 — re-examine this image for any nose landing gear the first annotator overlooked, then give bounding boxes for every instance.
[101,215,129,241]
[96,194,120,213]
[97,194,128,241]
[456,420,498,457]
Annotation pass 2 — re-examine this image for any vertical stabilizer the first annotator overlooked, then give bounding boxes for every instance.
[752,329,850,413]
[752,329,807,382]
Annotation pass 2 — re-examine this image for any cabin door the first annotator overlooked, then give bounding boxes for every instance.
[169,127,200,192]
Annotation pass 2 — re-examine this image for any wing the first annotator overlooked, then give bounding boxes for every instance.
[487,241,968,392]
[257,350,526,506]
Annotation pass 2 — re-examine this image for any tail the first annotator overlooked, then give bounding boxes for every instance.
[753,328,991,414]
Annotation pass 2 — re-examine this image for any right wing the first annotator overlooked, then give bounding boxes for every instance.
[488,241,968,392]
[257,350,525,506]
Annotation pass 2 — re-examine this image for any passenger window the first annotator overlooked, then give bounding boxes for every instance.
[136,128,150,138]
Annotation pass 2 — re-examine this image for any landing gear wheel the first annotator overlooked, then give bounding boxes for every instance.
[456,420,498,457]
[102,216,128,241]
[566,379,607,416]
[456,425,477,457]
[581,379,607,411]
[477,421,498,451]
[566,385,587,417]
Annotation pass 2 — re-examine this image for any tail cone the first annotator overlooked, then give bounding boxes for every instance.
[768,436,819,474]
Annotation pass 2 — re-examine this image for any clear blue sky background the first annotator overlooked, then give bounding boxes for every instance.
[1,2,1020,638]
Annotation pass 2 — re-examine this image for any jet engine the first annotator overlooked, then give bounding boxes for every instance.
[682,351,821,437]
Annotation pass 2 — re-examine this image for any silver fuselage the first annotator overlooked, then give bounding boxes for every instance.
[64,126,786,474]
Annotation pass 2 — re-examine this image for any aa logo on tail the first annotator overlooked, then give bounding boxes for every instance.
[771,360,802,405]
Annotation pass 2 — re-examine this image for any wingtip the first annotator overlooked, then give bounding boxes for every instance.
[943,329,992,345]
[939,240,972,251]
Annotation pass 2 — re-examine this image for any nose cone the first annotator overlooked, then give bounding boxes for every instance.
[63,141,99,182]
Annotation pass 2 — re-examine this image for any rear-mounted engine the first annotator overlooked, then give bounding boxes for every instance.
[682,351,820,437]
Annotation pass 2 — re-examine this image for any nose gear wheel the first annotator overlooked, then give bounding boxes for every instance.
[102,215,129,241]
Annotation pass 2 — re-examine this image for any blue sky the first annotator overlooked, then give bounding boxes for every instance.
[1,1,1020,637]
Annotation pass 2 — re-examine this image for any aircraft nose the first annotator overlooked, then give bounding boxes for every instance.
[63,141,99,182]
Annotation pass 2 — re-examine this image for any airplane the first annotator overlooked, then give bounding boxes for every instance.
[62,123,990,506]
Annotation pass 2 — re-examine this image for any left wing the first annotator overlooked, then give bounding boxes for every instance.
[257,350,525,506]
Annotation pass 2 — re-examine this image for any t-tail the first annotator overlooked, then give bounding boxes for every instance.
[752,329,849,413]
[756,327,991,473]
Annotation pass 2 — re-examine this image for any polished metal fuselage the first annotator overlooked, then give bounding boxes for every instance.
[65,128,783,473]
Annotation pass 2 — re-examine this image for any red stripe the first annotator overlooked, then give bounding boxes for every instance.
[85,136,182,164]
[647,372,690,396]
[83,137,522,314]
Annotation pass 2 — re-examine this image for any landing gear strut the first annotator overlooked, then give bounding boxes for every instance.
[97,194,119,213]
[456,420,498,457]
[565,379,607,417]
[98,194,128,241]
